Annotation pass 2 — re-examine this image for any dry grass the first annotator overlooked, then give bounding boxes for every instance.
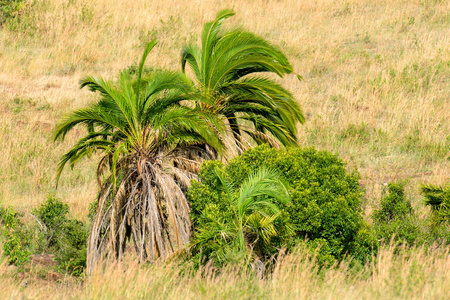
[0,0,449,298]
[1,244,449,299]
[1,0,448,219]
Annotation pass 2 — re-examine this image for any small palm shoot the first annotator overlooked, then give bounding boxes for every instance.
[421,184,450,223]
[191,167,291,267]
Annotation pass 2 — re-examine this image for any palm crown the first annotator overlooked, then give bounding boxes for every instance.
[181,9,305,151]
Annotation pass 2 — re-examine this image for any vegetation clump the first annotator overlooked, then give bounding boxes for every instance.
[373,182,413,223]
[421,183,450,224]
[52,9,305,274]
[189,166,292,268]
[372,182,450,247]
[0,206,32,267]
[32,195,87,276]
[188,145,378,267]
[0,195,87,276]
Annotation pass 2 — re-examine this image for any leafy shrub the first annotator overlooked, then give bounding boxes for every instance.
[33,195,88,276]
[2,232,31,266]
[373,182,412,223]
[189,167,293,268]
[0,207,32,266]
[421,184,450,224]
[372,182,422,246]
[56,219,87,276]
[372,182,449,247]
[1,197,88,275]
[188,145,377,266]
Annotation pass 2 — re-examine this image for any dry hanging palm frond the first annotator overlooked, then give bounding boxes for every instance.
[86,148,211,274]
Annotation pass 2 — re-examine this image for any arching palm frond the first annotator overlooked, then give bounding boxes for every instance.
[54,40,224,274]
[190,167,290,265]
[181,9,305,152]
[421,184,450,223]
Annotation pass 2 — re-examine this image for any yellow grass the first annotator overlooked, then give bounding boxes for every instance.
[1,244,449,299]
[0,0,449,298]
[1,0,448,219]
[1,0,449,215]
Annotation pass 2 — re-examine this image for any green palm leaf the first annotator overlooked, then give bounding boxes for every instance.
[190,167,290,264]
[182,9,305,151]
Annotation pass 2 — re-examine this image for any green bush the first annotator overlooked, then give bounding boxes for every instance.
[32,195,69,247]
[373,182,412,223]
[1,195,88,275]
[372,182,422,246]
[188,167,293,268]
[187,145,377,266]
[33,195,88,276]
[372,182,449,247]
[0,206,32,267]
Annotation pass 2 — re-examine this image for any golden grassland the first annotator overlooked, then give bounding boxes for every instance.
[0,247,450,299]
[1,0,449,218]
[0,245,449,299]
[0,0,449,298]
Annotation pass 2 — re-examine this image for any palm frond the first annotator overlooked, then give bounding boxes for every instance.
[237,168,290,217]
[421,184,450,208]
[181,9,304,151]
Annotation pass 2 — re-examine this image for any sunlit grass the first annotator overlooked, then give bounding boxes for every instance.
[0,0,449,298]
[1,244,449,299]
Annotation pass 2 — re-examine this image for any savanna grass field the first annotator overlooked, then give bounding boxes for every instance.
[0,0,449,299]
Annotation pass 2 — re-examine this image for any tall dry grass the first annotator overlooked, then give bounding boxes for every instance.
[1,244,449,299]
[0,0,449,215]
[1,0,448,219]
[0,1,449,297]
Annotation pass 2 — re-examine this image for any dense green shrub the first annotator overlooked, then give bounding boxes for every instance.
[372,182,424,246]
[189,167,293,268]
[0,195,87,276]
[187,145,378,266]
[33,195,88,276]
[373,182,412,223]
[0,206,32,266]
[372,182,449,247]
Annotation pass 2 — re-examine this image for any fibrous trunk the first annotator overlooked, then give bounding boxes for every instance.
[86,157,193,274]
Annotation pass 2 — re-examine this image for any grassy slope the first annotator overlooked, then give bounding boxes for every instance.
[0,0,449,298]
[1,0,448,218]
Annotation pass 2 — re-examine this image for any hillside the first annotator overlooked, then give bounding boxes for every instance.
[0,0,449,298]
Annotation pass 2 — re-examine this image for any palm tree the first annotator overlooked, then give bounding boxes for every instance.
[181,9,305,153]
[190,167,292,267]
[54,40,224,274]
